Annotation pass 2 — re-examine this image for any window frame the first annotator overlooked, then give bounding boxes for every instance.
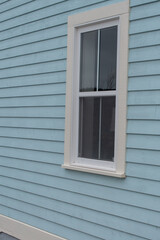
[74,20,118,170]
[63,0,129,177]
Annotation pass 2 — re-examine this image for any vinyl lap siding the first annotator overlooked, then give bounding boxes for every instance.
[127,1,160,239]
[0,1,159,240]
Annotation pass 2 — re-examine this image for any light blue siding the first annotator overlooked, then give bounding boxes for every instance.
[129,30,160,48]
[127,1,160,239]
[130,0,158,7]
[0,0,160,240]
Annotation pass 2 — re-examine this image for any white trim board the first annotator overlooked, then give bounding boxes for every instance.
[0,214,67,240]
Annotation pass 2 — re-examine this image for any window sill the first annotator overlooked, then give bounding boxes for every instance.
[62,164,125,178]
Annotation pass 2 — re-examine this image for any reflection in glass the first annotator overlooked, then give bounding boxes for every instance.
[79,97,100,159]
[80,31,98,92]
[78,97,115,161]
[100,96,115,161]
[99,26,117,91]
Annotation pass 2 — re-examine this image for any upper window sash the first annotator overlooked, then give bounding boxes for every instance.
[79,26,118,93]
[78,18,119,92]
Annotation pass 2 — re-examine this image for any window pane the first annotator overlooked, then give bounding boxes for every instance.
[78,96,115,161]
[99,26,117,91]
[79,97,99,159]
[100,96,115,161]
[80,31,98,92]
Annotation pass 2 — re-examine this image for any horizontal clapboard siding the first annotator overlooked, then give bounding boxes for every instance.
[0,194,159,240]
[0,72,66,88]
[0,118,65,129]
[0,36,67,60]
[126,1,160,240]
[1,181,160,227]
[0,161,160,198]
[130,0,158,7]
[0,1,160,240]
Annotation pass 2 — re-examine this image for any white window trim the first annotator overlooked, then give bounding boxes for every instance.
[63,0,129,178]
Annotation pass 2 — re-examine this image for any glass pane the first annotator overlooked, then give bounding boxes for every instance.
[79,97,100,159]
[100,96,115,161]
[78,96,115,161]
[80,31,98,92]
[99,26,117,91]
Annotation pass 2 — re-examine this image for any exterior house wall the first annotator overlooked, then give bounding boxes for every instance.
[0,0,159,240]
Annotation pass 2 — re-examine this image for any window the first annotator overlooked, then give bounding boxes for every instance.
[63,0,129,177]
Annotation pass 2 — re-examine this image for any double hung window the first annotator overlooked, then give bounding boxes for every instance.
[78,21,117,168]
[63,0,129,177]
